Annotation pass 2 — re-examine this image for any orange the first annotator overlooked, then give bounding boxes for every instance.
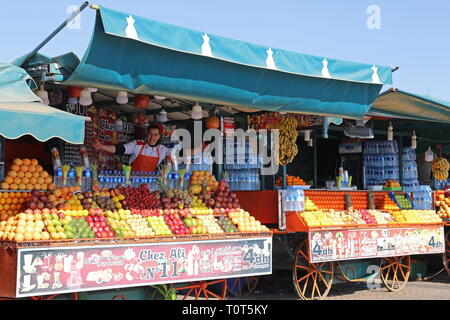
[13,159,23,166]
[45,177,53,185]
[22,178,30,185]
[4,177,13,184]
[37,178,45,185]
[29,178,37,185]
[53,189,62,197]
[17,171,25,178]
[28,165,36,173]
[34,184,41,190]
[41,185,48,191]
[30,159,38,166]
[11,165,20,172]
[9,184,17,190]
[48,184,56,191]
[36,165,43,173]
[13,177,22,185]
[24,172,32,178]
[7,171,17,178]
[20,165,29,172]
[41,171,49,178]
[22,159,31,166]
[32,172,39,178]
[18,184,26,191]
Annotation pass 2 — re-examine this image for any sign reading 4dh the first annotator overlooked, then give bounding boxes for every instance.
[309,225,444,263]
[16,237,272,298]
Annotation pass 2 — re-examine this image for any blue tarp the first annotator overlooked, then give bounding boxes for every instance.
[0,63,88,144]
[63,6,393,119]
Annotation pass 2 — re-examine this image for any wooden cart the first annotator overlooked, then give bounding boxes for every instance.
[235,190,446,300]
[0,233,272,300]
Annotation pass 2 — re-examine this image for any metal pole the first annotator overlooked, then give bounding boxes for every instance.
[22,1,91,67]
[282,166,287,189]
[313,133,318,187]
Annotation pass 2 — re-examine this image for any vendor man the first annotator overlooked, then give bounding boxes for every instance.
[93,124,208,172]
[93,124,172,172]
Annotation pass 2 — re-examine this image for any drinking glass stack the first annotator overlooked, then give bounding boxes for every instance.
[402,147,432,209]
[363,141,399,188]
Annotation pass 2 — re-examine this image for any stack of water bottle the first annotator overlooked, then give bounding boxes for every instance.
[186,154,213,174]
[401,147,433,209]
[282,189,305,212]
[227,169,261,191]
[224,138,261,191]
[402,147,420,190]
[363,141,400,188]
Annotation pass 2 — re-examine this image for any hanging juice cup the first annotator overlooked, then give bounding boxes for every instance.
[75,166,84,186]
[122,165,132,185]
[62,165,71,186]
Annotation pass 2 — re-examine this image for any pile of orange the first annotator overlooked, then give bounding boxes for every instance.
[276,175,307,186]
[379,194,399,210]
[349,192,368,210]
[304,190,345,210]
[1,158,55,191]
[0,192,30,221]
[50,186,82,210]
[190,171,219,191]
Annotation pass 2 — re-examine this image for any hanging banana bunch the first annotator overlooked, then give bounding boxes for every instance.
[432,156,450,181]
[275,116,299,166]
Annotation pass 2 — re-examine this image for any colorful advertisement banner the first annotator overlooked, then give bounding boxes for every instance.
[309,226,445,263]
[16,237,272,298]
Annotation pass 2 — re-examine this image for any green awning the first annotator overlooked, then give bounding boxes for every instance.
[0,63,88,144]
[62,6,393,119]
[370,89,450,123]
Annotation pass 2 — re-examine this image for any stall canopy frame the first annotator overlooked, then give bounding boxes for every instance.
[59,5,393,120]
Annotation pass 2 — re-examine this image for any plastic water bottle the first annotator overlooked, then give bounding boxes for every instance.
[68,167,76,187]
[54,167,63,189]
[82,169,92,192]
[98,171,105,189]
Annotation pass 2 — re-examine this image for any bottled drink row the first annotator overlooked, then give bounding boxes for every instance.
[282,189,305,212]
[97,171,189,191]
[363,141,398,154]
[227,169,261,191]
[364,154,399,167]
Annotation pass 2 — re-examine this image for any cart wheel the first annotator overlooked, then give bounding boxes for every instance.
[337,262,359,282]
[380,256,410,292]
[444,231,450,278]
[175,279,227,300]
[293,239,334,300]
[227,276,260,297]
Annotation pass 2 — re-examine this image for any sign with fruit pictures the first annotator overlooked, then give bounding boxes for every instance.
[15,237,272,298]
[309,226,445,263]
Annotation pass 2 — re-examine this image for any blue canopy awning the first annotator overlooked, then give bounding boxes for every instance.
[0,63,89,144]
[370,89,450,123]
[62,6,393,119]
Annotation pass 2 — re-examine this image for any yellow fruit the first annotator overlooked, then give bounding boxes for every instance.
[14,233,24,242]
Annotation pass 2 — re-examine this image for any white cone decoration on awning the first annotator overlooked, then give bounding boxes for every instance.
[321,58,331,78]
[201,33,213,57]
[266,48,277,70]
[372,65,381,84]
[125,15,139,40]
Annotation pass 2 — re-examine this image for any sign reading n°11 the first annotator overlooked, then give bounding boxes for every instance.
[16,237,272,298]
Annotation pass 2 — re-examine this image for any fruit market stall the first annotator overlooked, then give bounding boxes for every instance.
[19,0,450,301]
[0,175,272,299]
